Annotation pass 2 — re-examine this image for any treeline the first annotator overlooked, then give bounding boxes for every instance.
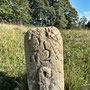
[77,16,90,29]
[0,0,78,29]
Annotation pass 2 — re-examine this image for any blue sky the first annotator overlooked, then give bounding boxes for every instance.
[69,0,90,21]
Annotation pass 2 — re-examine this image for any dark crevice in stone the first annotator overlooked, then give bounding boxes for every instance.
[38,38,41,46]
[45,31,49,37]
[35,53,37,62]
[43,71,47,77]
[30,56,32,62]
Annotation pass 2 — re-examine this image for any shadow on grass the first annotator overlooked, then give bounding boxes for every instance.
[0,72,28,90]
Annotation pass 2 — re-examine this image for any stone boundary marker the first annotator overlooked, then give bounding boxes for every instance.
[24,27,64,90]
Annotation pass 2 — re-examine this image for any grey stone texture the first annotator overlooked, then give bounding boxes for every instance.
[24,27,64,90]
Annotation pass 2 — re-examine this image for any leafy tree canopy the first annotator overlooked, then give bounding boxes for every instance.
[0,0,78,28]
[29,0,78,29]
[0,0,31,24]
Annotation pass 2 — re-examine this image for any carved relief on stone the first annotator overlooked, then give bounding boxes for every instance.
[24,27,64,90]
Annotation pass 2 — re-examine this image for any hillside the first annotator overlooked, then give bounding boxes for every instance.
[0,23,90,90]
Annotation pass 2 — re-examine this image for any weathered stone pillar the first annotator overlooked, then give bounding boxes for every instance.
[24,27,64,90]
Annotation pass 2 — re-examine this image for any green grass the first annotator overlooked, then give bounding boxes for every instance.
[61,30,90,90]
[0,23,90,90]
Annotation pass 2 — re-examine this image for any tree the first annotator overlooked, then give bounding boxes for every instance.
[29,0,78,29]
[78,16,87,28]
[29,0,67,28]
[65,0,78,29]
[29,0,53,26]
[0,0,78,28]
[86,20,90,29]
[12,0,31,24]
[51,0,68,29]
[0,0,31,24]
[0,0,13,22]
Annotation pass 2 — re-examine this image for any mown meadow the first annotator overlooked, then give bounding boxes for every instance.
[0,23,90,90]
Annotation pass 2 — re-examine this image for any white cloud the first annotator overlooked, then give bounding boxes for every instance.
[84,11,90,14]
[78,12,90,22]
